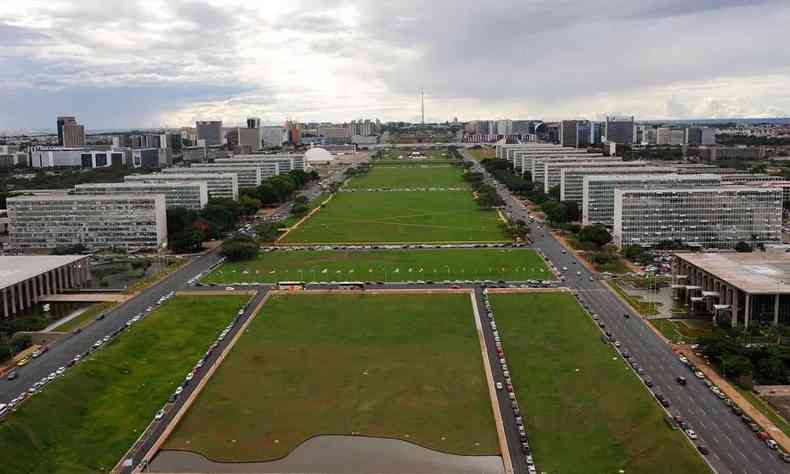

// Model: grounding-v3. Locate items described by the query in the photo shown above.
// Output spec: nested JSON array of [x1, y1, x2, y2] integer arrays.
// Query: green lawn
[[203, 248, 549, 283], [282, 191, 507, 243], [490, 293, 710, 474], [0, 295, 248, 473], [344, 165, 468, 189], [165, 293, 498, 461], [374, 149, 455, 162]]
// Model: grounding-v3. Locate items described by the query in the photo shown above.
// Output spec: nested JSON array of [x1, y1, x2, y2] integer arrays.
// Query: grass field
[[51, 302, 115, 333], [164, 293, 498, 461], [203, 248, 549, 284], [490, 293, 710, 474], [344, 165, 468, 189], [0, 295, 248, 473], [282, 191, 507, 243], [467, 148, 495, 161], [374, 149, 455, 161]]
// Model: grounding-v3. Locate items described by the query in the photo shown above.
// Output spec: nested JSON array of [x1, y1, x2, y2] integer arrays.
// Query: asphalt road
[[461, 149, 788, 474], [0, 249, 225, 403], [474, 287, 530, 473]]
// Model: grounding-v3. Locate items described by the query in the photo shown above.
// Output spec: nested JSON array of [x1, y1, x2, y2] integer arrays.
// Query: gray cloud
[[0, 0, 788, 130]]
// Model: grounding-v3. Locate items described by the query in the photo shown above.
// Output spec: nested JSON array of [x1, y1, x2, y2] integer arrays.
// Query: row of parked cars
[[678, 354, 790, 463], [187, 257, 227, 287], [0, 290, 179, 421], [481, 291, 536, 474], [573, 292, 718, 457], [151, 303, 248, 425]]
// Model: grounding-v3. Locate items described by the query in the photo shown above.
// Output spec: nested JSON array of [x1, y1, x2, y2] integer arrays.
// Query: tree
[[734, 241, 753, 253], [220, 235, 259, 261], [541, 200, 568, 224], [254, 223, 280, 241], [578, 225, 612, 247], [621, 244, 647, 262], [169, 229, 205, 253], [239, 195, 262, 216], [548, 185, 561, 200], [562, 200, 580, 222]]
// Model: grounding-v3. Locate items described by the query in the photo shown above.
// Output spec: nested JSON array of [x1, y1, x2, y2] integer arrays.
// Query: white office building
[[532, 157, 620, 190], [561, 166, 678, 202], [29, 147, 127, 168], [7, 195, 167, 251], [583, 174, 722, 226], [515, 150, 602, 173], [543, 159, 632, 191], [73, 182, 208, 210], [162, 165, 262, 189], [261, 126, 287, 147], [214, 155, 305, 177], [126, 173, 239, 200], [613, 186, 782, 249], [720, 174, 783, 184]]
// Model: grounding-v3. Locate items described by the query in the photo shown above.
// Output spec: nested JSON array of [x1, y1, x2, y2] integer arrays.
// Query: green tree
[[239, 195, 262, 216], [562, 200, 581, 222], [221, 235, 259, 261], [541, 200, 568, 224], [169, 230, 205, 253], [578, 225, 612, 247]]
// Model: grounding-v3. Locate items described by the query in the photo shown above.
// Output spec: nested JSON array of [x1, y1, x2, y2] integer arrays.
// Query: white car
[[155, 409, 166, 420], [185, 372, 194, 382], [496, 382, 503, 390], [175, 386, 184, 396], [694, 371, 705, 379], [685, 429, 698, 440]]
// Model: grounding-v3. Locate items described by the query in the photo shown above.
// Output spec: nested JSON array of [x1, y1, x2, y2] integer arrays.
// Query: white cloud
[[0, 0, 788, 130]]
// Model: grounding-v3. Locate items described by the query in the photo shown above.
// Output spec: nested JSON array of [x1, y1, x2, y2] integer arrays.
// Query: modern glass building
[[7, 194, 167, 251], [582, 174, 721, 225], [73, 182, 209, 210], [613, 186, 782, 248], [125, 173, 238, 200]]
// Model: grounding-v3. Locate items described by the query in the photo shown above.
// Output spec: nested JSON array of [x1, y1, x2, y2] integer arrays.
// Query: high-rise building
[[57, 116, 76, 146], [196, 121, 224, 146], [261, 126, 287, 147], [7, 194, 168, 251], [495, 119, 513, 136], [604, 116, 634, 144], [236, 128, 262, 153], [164, 165, 262, 189], [560, 120, 580, 148], [613, 186, 782, 248], [582, 174, 722, 225], [561, 165, 678, 203], [73, 182, 208, 210], [686, 126, 716, 146]]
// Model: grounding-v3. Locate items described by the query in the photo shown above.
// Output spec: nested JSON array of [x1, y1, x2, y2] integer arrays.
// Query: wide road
[[0, 249, 225, 403], [461, 149, 787, 473]]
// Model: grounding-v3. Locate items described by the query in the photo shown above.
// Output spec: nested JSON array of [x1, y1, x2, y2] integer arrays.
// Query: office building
[[720, 174, 783, 184], [215, 155, 305, 176], [543, 159, 636, 191], [673, 251, 790, 327], [657, 127, 686, 146], [57, 116, 76, 146], [495, 143, 560, 160], [73, 182, 208, 210], [561, 166, 678, 202], [246, 117, 261, 129], [196, 121, 223, 146], [513, 149, 599, 172], [56, 116, 86, 147], [560, 120, 581, 148], [613, 186, 782, 249], [29, 147, 126, 168], [583, 174, 721, 225], [531, 155, 615, 189], [604, 116, 634, 144], [130, 148, 168, 168], [686, 127, 716, 146], [7, 195, 167, 252], [126, 173, 238, 200], [261, 126, 287, 147], [697, 146, 766, 161], [165, 165, 261, 189], [236, 128, 262, 153], [0, 256, 91, 318]]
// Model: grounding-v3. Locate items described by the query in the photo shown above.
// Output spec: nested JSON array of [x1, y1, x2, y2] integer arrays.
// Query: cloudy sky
[[1, 0, 789, 131]]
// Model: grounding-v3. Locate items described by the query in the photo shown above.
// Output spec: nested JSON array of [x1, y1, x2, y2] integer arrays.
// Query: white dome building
[[304, 147, 334, 168]]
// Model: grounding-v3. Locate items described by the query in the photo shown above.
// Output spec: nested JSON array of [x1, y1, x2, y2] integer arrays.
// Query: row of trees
[[462, 170, 504, 208], [167, 169, 319, 252], [700, 328, 790, 388]]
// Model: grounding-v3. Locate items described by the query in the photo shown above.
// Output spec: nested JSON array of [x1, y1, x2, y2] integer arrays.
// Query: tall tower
[[420, 88, 425, 125]]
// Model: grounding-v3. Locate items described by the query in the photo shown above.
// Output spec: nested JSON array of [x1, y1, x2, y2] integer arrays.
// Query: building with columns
[[672, 252, 790, 328], [1, 256, 90, 318]]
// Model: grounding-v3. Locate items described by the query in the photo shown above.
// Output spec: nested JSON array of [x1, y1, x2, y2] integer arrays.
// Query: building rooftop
[[0, 255, 87, 290], [676, 252, 790, 295], [586, 173, 721, 182], [7, 194, 166, 202]]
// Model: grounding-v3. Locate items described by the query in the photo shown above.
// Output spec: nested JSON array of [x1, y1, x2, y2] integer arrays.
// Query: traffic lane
[[122, 288, 268, 474], [1, 251, 223, 402], [474, 289, 527, 474], [579, 287, 782, 474]]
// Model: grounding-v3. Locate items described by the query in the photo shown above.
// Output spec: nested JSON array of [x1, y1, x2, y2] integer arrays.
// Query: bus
[[277, 281, 305, 291]]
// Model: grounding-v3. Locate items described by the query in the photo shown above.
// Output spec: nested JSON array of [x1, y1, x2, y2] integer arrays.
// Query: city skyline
[[1, 0, 790, 131]]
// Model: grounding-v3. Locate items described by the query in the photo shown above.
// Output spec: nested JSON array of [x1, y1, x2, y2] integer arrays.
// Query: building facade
[[604, 116, 634, 144], [73, 182, 208, 210], [613, 186, 782, 248], [515, 150, 602, 174], [29, 147, 126, 168], [1, 256, 91, 318], [543, 159, 629, 191], [196, 121, 223, 146], [583, 174, 722, 225], [560, 165, 678, 202], [531, 156, 617, 189], [126, 173, 239, 200], [7, 195, 167, 252], [166, 165, 262, 189]]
